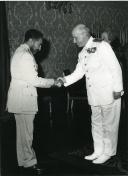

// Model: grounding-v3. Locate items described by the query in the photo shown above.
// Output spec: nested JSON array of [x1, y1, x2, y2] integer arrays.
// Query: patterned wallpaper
[[5, 1, 128, 78]]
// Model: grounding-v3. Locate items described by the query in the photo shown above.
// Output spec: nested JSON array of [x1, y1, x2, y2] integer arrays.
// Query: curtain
[[0, 2, 10, 116]]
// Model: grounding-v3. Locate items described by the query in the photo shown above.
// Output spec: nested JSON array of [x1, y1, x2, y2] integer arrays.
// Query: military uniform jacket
[[7, 44, 54, 113], [64, 37, 123, 106]]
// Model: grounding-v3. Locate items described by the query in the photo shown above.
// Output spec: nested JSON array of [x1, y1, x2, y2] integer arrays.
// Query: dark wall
[[6, 1, 128, 78]]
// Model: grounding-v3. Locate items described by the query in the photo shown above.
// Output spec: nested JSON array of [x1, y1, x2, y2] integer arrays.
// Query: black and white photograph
[[0, 1, 128, 176]]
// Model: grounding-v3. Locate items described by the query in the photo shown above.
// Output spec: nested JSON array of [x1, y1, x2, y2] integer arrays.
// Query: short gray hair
[[72, 24, 90, 36]]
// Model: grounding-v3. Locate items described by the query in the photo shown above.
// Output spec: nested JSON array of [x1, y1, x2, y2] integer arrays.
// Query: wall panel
[[6, 1, 128, 77]]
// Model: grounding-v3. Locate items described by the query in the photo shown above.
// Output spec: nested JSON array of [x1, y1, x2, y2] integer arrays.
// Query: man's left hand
[[113, 91, 122, 99]]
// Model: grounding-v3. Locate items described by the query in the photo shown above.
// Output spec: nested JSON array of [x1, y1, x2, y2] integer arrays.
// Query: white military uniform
[[64, 37, 123, 157], [6, 44, 54, 167]]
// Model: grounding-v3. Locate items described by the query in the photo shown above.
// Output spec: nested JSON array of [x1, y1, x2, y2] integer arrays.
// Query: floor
[[1, 93, 128, 176]]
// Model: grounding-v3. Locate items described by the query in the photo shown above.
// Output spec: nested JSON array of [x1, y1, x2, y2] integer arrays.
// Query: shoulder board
[[93, 38, 103, 42]]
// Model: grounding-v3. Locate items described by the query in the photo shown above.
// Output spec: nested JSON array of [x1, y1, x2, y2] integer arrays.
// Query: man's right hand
[[52, 77, 66, 88], [54, 79, 62, 87], [54, 77, 66, 87], [57, 77, 66, 84]]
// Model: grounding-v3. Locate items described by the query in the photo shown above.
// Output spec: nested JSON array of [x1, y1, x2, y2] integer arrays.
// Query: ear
[[29, 38, 33, 44], [28, 38, 34, 47]]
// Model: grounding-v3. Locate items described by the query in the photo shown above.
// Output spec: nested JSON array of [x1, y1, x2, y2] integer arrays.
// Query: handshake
[[54, 77, 66, 87]]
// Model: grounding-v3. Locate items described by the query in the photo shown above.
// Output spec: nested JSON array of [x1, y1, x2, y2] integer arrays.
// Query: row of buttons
[[86, 74, 91, 87], [84, 58, 91, 87], [86, 76, 91, 87]]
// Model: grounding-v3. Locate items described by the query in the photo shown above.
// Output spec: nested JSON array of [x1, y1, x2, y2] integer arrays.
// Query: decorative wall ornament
[[45, 1, 73, 14], [6, 1, 128, 78]]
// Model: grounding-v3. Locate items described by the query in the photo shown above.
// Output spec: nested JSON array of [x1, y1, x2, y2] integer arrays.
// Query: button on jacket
[[7, 44, 54, 113], [64, 37, 123, 106]]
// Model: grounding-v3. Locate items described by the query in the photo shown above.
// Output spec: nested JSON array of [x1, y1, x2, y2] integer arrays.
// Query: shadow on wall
[[35, 38, 51, 77]]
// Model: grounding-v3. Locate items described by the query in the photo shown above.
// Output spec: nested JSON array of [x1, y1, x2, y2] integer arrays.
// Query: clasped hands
[[54, 77, 66, 87]]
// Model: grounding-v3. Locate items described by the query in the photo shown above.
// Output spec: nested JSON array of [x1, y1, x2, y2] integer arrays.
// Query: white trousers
[[14, 114, 37, 167], [91, 98, 121, 156]]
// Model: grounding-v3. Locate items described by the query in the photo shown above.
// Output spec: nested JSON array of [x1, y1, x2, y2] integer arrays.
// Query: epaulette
[[93, 38, 103, 42]]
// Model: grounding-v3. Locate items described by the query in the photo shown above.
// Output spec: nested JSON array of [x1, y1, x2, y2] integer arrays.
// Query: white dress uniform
[[6, 44, 54, 167], [64, 37, 123, 159]]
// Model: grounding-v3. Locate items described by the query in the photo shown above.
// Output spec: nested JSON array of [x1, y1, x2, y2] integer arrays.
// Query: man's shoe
[[23, 165, 46, 175], [84, 153, 100, 160], [93, 154, 111, 164]]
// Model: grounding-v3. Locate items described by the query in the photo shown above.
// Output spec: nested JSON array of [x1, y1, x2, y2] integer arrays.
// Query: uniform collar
[[83, 36, 94, 50], [20, 43, 30, 50], [21, 43, 33, 56]]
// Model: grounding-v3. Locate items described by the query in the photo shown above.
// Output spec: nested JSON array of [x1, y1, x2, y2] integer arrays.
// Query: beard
[[30, 48, 38, 55]]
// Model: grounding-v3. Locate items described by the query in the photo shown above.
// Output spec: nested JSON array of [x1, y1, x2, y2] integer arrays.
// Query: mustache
[[30, 48, 39, 54]]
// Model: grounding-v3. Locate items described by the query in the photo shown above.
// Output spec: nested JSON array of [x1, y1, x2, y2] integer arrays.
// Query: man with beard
[[6, 29, 59, 174]]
